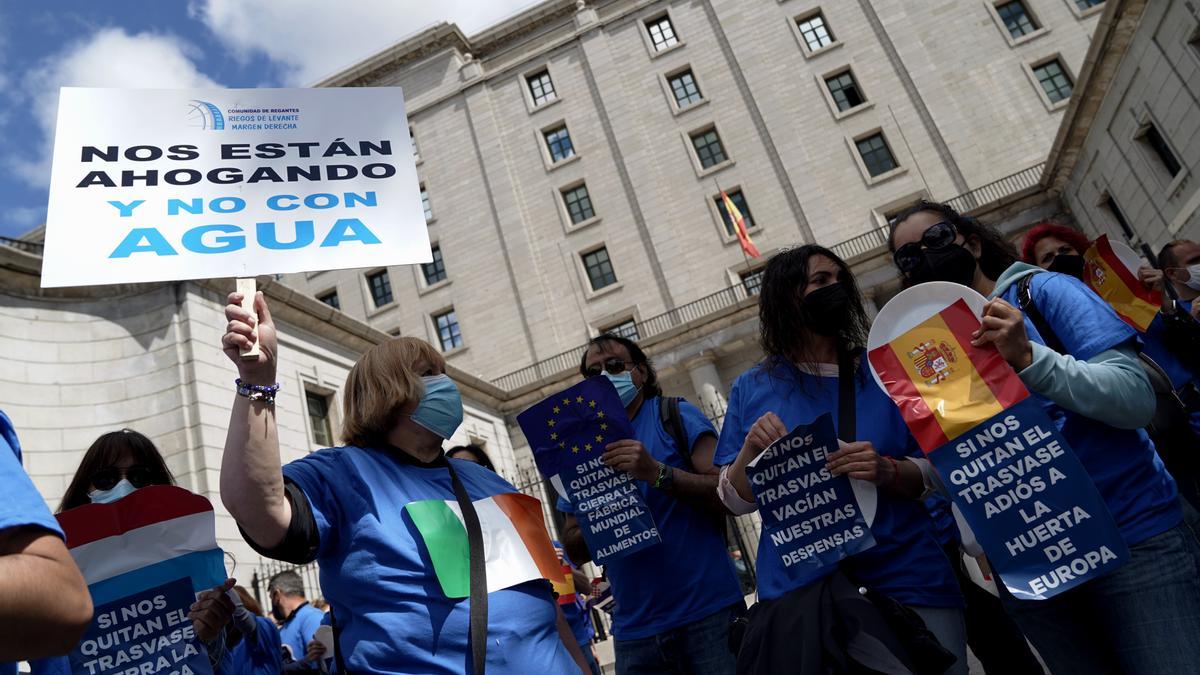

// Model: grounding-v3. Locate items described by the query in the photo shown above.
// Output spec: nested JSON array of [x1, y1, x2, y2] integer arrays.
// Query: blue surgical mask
[[89, 478, 136, 504], [604, 371, 640, 406], [410, 374, 464, 440]]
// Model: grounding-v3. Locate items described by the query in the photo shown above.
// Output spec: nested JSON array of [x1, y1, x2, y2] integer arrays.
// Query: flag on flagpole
[[721, 190, 760, 258], [1083, 234, 1161, 331]]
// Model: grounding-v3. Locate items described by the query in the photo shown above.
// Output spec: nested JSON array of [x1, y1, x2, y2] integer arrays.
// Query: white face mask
[[89, 478, 137, 504], [1184, 265, 1200, 292]]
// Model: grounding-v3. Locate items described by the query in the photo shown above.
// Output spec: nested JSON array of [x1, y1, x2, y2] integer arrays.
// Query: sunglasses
[[584, 357, 634, 379], [892, 221, 958, 276], [91, 465, 158, 491]]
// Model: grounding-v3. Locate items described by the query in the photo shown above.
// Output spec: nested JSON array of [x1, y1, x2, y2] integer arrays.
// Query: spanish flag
[[867, 299, 1029, 453], [721, 190, 760, 258], [1083, 234, 1161, 332]]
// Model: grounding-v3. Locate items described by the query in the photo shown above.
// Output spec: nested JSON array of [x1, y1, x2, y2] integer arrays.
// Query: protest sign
[[1083, 234, 1161, 332], [57, 485, 227, 674], [746, 413, 875, 571], [42, 86, 429, 287], [867, 286, 1128, 600], [517, 378, 661, 564]]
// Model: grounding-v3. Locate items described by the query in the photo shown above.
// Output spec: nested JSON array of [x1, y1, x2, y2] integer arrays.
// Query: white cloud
[[189, 0, 539, 86], [12, 28, 218, 187]]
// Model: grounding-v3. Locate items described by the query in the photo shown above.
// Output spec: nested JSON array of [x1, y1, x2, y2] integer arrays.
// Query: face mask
[[410, 374, 464, 440], [89, 478, 136, 504], [905, 244, 978, 287], [604, 370, 640, 407], [1185, 265, 1200, 292], [1048, 254, 1085, 280], [800, 283, 851, 336]]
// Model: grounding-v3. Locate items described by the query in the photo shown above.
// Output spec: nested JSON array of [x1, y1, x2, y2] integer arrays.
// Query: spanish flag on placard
[[867, 299, 1029, 453], [721, 190, 760, 258], [1083, 234, 1161, 332]]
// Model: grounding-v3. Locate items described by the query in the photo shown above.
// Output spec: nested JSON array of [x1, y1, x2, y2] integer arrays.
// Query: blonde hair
[[341, 337, 445, 447]]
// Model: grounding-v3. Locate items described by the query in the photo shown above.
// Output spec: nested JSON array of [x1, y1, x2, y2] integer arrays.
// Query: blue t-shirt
[[1143, 299, 1200, 434], [556, 396, 743, 640], [229, 615, 283, 675], [278, 603, 323, 664], [284, 446, 576, 674], [1001, 272, 1181, 544], [555, 542, 594, 648], [714, 363, 962, 607]]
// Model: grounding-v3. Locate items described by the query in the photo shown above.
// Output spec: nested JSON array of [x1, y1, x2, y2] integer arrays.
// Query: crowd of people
[[2, 199, 1200, 674]]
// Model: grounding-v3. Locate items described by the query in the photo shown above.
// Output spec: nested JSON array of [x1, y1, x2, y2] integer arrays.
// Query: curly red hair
[[1020, 222, 1092, 265]]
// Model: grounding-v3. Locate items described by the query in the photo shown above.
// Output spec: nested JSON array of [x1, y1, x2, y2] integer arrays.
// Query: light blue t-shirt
[[556, 396, 743, 640], [278, 603, 323, 664], [1000, 271, 1181, 544], [229, 615, 283, 675], [284, 446, 576, 674], [714, 362, 962, 607]]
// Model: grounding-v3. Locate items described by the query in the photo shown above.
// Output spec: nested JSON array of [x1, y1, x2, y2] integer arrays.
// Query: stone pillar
[[685, 353, 727, 425]]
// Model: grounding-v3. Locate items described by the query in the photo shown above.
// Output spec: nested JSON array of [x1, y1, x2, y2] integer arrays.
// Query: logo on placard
[[186, 100, 225, 130], [908, 340, 957, 385]]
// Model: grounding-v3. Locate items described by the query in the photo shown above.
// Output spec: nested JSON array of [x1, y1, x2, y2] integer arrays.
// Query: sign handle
[[236, 277, 261, 360]]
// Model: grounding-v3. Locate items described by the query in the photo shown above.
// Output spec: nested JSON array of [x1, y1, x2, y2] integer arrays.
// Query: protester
[[555, 541, 601, 675], [312, 597, 330, 613], [220, 291, 588, 674], [891, 201, 1200, 674], [716, 245, 967, 674], [447, 444, 496, 471], [0, 410, 91, 671], [228, 586, 283, 675], [268, 570, 323, 670], [559, 333, 744, 675], [1141, 240, 1200, 428]]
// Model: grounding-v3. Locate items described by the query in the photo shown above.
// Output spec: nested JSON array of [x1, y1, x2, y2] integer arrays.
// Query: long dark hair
[[888, 200, 1017, 282], [59, 429, 175, 512], [447, 444, 495, 471], [577, 334, 663, 400], [758, 245, 870, 369]]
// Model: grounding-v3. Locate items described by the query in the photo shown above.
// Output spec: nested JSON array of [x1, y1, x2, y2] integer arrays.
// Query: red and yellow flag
[[1082, 235, 1161, 332], [868, 299, 1029, 453], [721, 190, 760, 258]]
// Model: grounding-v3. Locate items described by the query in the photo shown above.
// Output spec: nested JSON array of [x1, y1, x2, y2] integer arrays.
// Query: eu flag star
[[562, 398, 571, 405], [600, 422, 608, 431], [584, 443, 592, 451], [547, 419, 556, 427], [553, 406, 561, 414], [589, 400, 597, 408], [595, 434, 604, 443], [576, 395, 584, 403], [597, 411, 606, 419], [550, 432, 558, 440], [559, 442, 566, 449], [572, 445, 580, 453]]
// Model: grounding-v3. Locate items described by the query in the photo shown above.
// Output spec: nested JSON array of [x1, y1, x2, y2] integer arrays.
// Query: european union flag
[[517, 377, 634, 481]]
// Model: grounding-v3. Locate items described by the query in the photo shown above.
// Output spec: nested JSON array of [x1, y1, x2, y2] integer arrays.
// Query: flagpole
[[715, 178, 752, 296]]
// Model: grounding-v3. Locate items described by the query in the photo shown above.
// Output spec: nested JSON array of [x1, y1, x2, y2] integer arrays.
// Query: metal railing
[[829, 226, 890, 261], [0, 236, 43, 255], [250, 559, 324, 611], [945, 161, 1045, 214]]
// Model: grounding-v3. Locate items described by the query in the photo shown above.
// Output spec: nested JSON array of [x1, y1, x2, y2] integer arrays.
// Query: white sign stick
[[236, 277, 260, 359]]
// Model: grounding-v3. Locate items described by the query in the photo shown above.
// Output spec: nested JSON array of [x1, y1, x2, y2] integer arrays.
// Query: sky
[[0, 0, 537, 238]]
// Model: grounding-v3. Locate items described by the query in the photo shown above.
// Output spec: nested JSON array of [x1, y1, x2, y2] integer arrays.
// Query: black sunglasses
[[91, 465, 158, 491], [893, 221, 958, 276], [584, 357, 634, 379]]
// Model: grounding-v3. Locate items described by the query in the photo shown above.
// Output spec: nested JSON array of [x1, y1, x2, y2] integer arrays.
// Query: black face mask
[[1048, 254, 1085, 280], [905, 244, 978, 287], [800, 282, 851, 336]]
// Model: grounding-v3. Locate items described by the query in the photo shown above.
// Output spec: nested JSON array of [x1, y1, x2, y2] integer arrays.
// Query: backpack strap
[[659, 396, 695, 471], [1016, 274, 1067, 355]]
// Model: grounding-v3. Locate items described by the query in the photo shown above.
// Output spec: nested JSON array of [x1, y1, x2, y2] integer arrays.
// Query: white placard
[[42, 86, 430, 287]]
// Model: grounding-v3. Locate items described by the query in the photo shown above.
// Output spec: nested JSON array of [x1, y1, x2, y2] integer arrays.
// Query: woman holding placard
[[889, 201, 1200, 675], [716, 245, 967, 674]]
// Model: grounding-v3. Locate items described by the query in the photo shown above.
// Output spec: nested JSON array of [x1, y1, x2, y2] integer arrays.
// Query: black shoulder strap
[[1016, 274, 1067, 355], [837, 348, 857, 442], [659, 397, 694, 471], [329, 607, 346, 674], [446, 461, 488, 674]]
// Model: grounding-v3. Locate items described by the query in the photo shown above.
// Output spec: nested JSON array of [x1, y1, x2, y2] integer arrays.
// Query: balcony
[[0, 237, 44, 256]]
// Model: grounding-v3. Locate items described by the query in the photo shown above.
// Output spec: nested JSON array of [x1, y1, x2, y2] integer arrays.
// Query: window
[[646, 15, 679, 52], [1136, 123, 1183, 179], [527, 69, 556, 106], [825, 70, 865, 112], [317, 290, 340, 309], [562, 184, 596, 224], [996, 1, 1038, 39], [306, 391, 333, 447], [856, 133, 899, 177], [434, 309, 463, 351], [582, 247, 618, 291], [1074, 0, 1104, 10], [740, 268, 765, 296], [544, 125, 575, 163], [421, 185, 433, 222], [602, 319, 640, 340], [715, 190, 755, 236], [668, 70, 703, 108], [1033, 59, 1073, 103], [690, 128, 728, 169], [797, 12, 835, 52], [422, 245, 447, 285], [1102, 194, 1136, 240], [366, 269, 393, 307], [409, 125, 420, 162]]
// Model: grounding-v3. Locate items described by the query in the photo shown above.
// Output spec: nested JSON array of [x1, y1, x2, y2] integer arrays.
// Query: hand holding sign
[[601, 439, 659, 483], [222, 290, 278, 385], [826, 441, 895, 486], [971, 298, 1034, 371], [188, 578, 236, 642]]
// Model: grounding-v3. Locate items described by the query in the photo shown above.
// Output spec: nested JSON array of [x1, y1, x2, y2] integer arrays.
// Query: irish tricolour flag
[[405, 492, 571, 600], [57, 485, 227, 606]]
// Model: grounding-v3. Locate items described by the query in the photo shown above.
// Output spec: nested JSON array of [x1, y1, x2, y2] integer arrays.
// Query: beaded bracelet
[[235, 378, 280, 406]]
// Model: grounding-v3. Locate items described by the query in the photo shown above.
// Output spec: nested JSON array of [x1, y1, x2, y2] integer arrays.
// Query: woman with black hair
[[716, 245, 966, 674], [889, 201, 1200, 675], [446, 444, 496, 472]]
